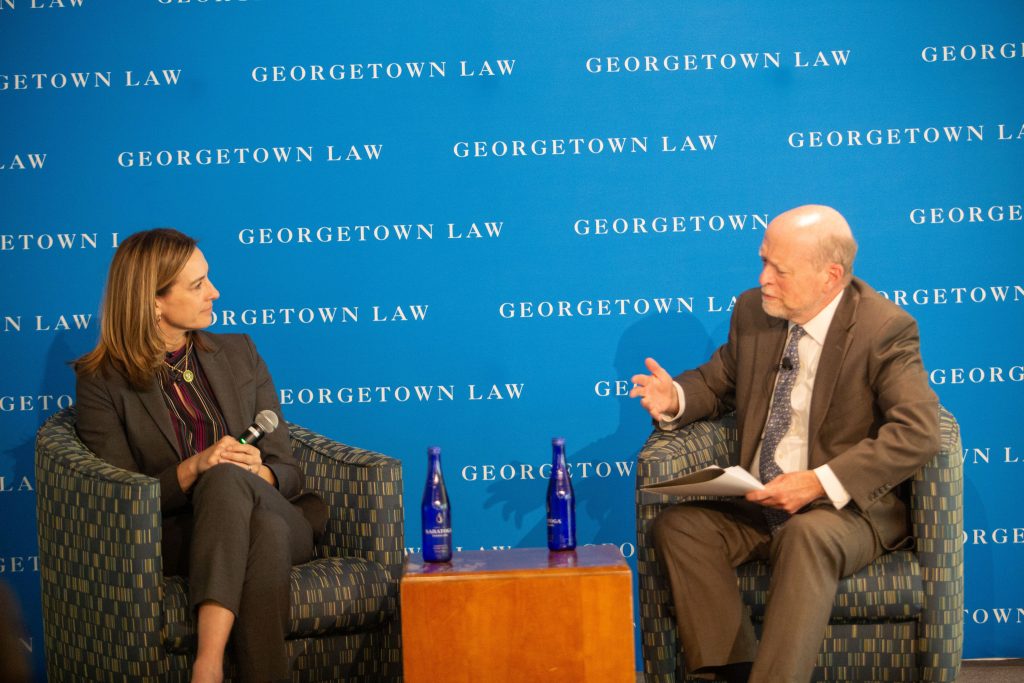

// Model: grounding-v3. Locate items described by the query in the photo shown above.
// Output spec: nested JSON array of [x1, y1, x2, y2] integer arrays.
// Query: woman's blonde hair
[[75, 228, 198, 388]]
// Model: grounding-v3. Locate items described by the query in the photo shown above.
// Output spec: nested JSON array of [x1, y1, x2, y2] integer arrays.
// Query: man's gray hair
[[817, 231, 858, 283]]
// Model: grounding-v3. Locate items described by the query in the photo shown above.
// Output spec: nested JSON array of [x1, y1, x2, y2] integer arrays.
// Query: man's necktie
[[759, 325, 806, 533]]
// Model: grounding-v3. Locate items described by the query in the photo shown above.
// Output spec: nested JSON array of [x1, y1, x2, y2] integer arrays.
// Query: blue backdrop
[[2, 2, 1022, 677]]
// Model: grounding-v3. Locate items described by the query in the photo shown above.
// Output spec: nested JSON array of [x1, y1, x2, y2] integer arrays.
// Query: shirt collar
[[792, 289, 844, 345]]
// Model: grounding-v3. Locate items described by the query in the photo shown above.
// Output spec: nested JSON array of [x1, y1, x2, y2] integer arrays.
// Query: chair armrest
[[287, 423, 405, 581], [35, 407, 168, 680], [635, 416, 738, 683], [636, 416, 738, 492], [911, 405, 964, 681]]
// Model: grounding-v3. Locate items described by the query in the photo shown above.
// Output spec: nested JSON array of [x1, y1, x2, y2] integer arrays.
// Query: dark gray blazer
[[672, 277, 940, 548]]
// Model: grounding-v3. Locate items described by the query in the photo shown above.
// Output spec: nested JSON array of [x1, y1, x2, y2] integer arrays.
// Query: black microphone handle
[[237, 424, 266, 446]]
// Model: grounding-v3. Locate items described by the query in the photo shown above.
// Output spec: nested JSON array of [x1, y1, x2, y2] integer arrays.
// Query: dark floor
[[957, 659, 1024, 682], [635, 659, 1024, 682]]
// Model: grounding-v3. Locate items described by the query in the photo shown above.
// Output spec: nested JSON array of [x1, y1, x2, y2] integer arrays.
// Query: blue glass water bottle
[[546, 437, 576, 551], [421, 446, 453, 562]]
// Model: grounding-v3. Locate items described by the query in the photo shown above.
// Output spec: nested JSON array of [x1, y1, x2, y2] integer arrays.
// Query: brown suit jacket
[[672, 277, 940, 548], [75, 332, 322, 572]]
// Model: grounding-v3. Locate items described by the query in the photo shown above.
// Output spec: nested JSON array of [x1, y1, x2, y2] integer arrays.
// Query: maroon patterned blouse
[[159, 341, 229, 459]]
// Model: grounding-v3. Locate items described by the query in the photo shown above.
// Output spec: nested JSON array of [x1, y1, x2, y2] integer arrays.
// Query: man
[[630, 205, 939, 682]]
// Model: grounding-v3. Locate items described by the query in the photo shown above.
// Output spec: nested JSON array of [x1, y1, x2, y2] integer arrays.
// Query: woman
[[75, 228, 320, 683]]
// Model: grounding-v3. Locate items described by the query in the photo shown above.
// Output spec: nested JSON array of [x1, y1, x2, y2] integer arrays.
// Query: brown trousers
[[653, 500, 883, 683], [167, 464, 314, 683]]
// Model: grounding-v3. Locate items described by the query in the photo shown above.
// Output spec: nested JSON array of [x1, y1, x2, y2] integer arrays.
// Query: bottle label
[[547, 504, 576, 550]]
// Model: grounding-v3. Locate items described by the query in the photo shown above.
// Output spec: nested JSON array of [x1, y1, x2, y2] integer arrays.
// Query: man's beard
[[761, 295, 789, 320]]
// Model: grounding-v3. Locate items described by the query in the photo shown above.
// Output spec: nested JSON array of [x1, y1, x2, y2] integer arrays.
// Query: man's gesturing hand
[[630, 357, 680, 421]]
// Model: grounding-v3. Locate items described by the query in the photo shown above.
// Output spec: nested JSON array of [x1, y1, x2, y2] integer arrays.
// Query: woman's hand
[[195, 436, 262, 475], [177, 436, 264, 492]]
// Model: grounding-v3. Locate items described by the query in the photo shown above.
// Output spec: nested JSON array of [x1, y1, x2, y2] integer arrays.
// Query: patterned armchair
[[35, 406, 404, 682], [635, 406, 963, 682]]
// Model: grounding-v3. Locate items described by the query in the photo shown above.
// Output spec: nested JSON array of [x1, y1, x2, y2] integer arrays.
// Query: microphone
[[780, 357, 794, 371], [237, 409, 279, 446]]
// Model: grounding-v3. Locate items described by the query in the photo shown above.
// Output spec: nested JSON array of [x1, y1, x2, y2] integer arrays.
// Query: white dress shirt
[[662, 291, 851, 508]]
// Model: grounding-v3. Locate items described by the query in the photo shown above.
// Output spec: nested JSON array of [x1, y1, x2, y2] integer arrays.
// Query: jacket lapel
[[808, 282, 859, 460], [137, 376, 181, 456], [194, 332, 247, 436]]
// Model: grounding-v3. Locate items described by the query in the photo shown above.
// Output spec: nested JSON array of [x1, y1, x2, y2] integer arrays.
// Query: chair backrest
[[282, 422, 405, 581], [35, 406, 170, 681], [913, 405, 964, 682]]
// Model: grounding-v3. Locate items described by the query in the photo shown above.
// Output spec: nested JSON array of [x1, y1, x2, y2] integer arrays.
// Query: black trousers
[[173, 464, 314, 683]]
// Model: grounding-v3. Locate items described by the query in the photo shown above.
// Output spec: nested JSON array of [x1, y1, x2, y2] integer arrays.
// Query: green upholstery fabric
[[635, 406, 963, 682], [36, 407, 404, 682]]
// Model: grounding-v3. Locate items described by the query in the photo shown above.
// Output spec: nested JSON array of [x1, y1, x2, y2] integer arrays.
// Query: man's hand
[[630, 357, 680, 421], [745, 471, 825, 514]]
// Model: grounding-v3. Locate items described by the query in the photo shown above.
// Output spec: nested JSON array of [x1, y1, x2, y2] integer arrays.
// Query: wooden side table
[[401, 544, 634, 683]]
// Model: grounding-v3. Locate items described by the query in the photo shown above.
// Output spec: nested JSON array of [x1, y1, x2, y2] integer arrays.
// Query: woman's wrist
[[177, 454, 200, 492]]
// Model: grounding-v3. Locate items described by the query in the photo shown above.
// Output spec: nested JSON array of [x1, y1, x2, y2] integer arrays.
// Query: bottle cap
[[551, 437, 565, 447], [427, 446, 441, 456]]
